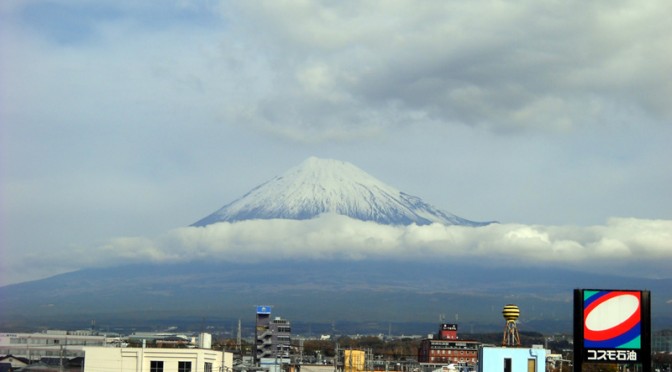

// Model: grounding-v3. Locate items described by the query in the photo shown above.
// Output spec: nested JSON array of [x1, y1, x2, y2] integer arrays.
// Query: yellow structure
[[344, 349, 366, 372], [501, 304, 521, 346]]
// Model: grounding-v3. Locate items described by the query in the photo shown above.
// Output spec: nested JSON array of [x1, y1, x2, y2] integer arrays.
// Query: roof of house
[[0, 355, 30, 364]]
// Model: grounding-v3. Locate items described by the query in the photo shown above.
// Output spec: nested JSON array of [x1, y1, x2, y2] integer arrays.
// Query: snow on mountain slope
[[192, 157, 494, 227]]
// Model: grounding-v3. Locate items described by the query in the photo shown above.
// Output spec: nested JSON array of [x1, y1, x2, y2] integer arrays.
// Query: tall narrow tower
[[501, 304, 521, 346]]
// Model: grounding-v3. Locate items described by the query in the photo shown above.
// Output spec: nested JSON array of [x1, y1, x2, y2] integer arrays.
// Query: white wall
[[198, 333, 212, 349], [300, 365, 337, 372], [478, 347, 546, 372], [83, 347, 233, 372]]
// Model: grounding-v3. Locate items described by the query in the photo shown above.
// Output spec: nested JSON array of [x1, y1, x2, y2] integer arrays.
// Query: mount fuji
[[2, 157, 672, 333], [193, 157, 494, 227]]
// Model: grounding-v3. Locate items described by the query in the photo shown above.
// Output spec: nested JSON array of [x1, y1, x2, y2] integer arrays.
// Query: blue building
[[478, 346, 546, 372]]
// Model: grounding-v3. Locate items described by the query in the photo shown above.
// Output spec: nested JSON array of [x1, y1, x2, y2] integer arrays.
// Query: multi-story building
[[0, 331, 107, 361], [270, 317, 291, 357], [418, 324, 480, 370], [255, 306, 291, 366], [653, 329, 672, 352], [255, 305, 272, 364]]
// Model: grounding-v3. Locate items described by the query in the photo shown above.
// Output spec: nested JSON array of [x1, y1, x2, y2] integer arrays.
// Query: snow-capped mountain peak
[[192, 157, 493, 227]]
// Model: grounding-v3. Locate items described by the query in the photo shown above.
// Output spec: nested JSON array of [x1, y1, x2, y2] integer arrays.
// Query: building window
[[504, 358, 512, 372], [150, 361, 164, 372], [527, 358, 536, 372], [179, 361, 192, 372], [204, 362, 213, 372]]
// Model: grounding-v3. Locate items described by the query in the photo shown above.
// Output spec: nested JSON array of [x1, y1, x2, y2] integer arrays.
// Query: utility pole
[[59, 344, 64, 372]]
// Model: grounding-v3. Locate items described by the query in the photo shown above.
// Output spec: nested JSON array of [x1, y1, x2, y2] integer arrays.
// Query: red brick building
[[418, 324, 480, 369]]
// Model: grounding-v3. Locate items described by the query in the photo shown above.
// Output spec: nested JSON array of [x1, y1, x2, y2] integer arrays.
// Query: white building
[[478, 346, 546, 372], [82, 346, 233, 372], [259, 357, 291, 372], [0, 331, 107, 361]]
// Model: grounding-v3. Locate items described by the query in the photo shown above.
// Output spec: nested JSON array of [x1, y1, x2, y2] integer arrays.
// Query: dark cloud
[[228, 1, 672, 137]]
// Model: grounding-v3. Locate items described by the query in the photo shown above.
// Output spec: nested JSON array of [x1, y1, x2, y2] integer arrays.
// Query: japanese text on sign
[[586, 349, 638, 362]]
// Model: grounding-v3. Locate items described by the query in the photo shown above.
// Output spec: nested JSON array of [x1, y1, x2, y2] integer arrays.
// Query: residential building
[[0, 355, 29, 370], [269, 317, 292, 358]]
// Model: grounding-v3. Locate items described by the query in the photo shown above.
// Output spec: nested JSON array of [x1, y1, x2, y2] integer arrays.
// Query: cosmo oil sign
[[573, 289, 651, 370]]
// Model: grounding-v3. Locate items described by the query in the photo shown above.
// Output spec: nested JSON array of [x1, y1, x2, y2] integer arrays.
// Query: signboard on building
[[573, 289, 651, 371], [441, 324, 458, 331], [256, 306, 272, 314]]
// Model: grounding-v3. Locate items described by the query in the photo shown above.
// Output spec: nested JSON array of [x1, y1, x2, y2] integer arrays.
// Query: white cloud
[[1, 0, 671, 286], [44, 216, 670, 279]]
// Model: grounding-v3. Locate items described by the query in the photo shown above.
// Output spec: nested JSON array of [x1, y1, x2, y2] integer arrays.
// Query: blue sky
[[1, 0, 671, 286]]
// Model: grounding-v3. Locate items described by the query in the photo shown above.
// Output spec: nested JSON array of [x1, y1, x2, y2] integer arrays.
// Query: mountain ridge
[[1, 261, 670, 333], [8, 158, 670, 334]]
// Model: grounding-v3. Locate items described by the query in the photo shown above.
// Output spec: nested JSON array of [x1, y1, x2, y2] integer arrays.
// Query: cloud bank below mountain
[[46, 216, 669, 280]]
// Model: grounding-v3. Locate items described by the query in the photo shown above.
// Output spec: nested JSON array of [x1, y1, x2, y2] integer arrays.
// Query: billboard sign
[[256, 305, 272, 315], [441, 324, 458, 331], [574, 289, 651, 369]]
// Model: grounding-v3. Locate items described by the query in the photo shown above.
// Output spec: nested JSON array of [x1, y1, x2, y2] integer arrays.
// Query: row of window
[[427, 344, 477, 350], [149, 361, 212, 372], [429, 357, 477, 363], [0, 349, 80, 357], [8, 338, 104, 346], [431, 350, 476, 356]]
